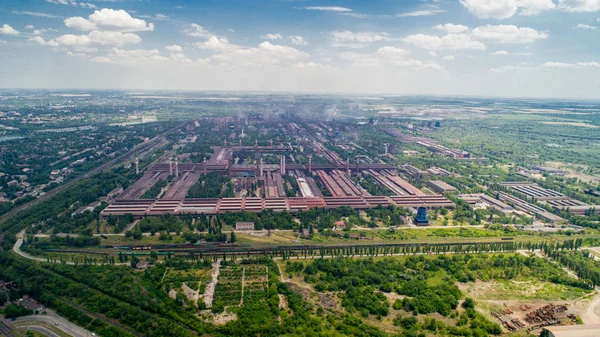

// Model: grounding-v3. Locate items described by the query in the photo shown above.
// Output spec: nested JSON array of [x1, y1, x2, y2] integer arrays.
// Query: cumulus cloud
[[0, 24, 20, 35], [340, 47, 442, 70], [185, 24, 212, 38], [403, 33, 486, 50], [541, 61, 600, 68], [52, 30, 142, 46], [490, 61, 600, 72], [330, 30, 393, 48], [558, 0, 600, 12], [442, 55, 455, 60], [460, 0, 554, 19], [195, 36, 240, 52], [262, 33, 282, 40], [212, 41, 309, 66], [90, 56, 114, 63], [302, 6, 352, 12], [29, 36, 47, 45], [433, 24, 470, 34], [289, 36, 307, 45], [471, 25, 548, 43], [165, 45, 183, 52], [65, 9, 154, 32], [493, 50, 510, 55], [574, 23, 598, 29]]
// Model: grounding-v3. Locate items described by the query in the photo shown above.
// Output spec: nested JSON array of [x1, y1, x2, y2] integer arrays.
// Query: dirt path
[[582, 289, 600, 324], [203, 258, 222, 308], [123, 219, 139, 233], [240, 267, 246, 306], [160, 267, 169, 283]]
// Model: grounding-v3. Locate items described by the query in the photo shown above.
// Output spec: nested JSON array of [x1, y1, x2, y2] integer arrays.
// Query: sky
[[0, 0, 600, 99]]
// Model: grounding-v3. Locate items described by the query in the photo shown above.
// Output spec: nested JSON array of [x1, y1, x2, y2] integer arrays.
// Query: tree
[[230, 231, 236, 243]]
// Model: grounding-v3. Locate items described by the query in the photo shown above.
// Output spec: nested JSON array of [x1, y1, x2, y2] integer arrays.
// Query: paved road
[[13, 230, 61, 263], [16, 325, 60, 337], [14, 309, 95, 337]]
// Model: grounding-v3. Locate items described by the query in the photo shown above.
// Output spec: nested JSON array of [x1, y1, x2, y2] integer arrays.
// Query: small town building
[[235, 222, 255, 231]]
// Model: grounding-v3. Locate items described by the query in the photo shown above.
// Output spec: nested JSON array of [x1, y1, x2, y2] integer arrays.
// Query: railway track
[[0, 318, 17, 337]]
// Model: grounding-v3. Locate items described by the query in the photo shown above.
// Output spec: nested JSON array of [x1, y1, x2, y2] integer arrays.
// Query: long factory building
[[100, 194, 454, 217]]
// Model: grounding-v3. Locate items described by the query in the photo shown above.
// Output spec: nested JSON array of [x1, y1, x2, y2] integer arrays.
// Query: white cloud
[[541, 61, 600, 68], [518, 0, 556, 15], [398, 9, 445, 17], [331, 30, 392, 46], [558, 0, 600, 12], [493, 50, 509, 55], [196, 36, 240, 52], [0, 24, 20, 36], [52, 30, 142, 46], [33, 30, 42, 35], [29, 36, 47, 45], [433, 23, 470, 34], [289, 36, 307, 45], [108, 48, 168, 63], [442, 55, 455, 60], [340, 47, 442, 71], [165, 44, 183, 52], [185, 24, 212, 38], [574, 23, 598, 29], [490, 61, 600, 72], [403, 33, 486, 50], [460, 0, 554, 19], [302, 6, 352, 12], [13, 11, 60, 19], [489, 65, 531, 72], [90, 56, 114, 63], [471, 25, 548, 43], [25, 25, 34, 29], [262, 33, 282, 40], [212, 41, 309, 66], [46, 0, 96, 9], [429, 51, 437, 57], [65, 9, 154, 32], [377, 46, 410, 57], [292, 62, 332, 70]]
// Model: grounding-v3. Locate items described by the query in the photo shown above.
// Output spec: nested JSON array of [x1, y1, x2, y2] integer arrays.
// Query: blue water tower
[[414, 207, 429, 226]]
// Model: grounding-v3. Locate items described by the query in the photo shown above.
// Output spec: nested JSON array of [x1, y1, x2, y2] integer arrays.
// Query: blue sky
[[1, 0, 599, 98]]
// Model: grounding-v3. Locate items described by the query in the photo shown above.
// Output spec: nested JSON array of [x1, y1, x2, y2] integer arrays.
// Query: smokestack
[[224, 139, 227, 147], [308, 156, 312, 174], [175, 158, 179, 178], [346, 158, 350, 177], [203, 157, 207, 175], [260, 158, 264, 178], [280, 156, 285, 175], [169, 157, 173, 176], [135, 157, 139, 175]]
